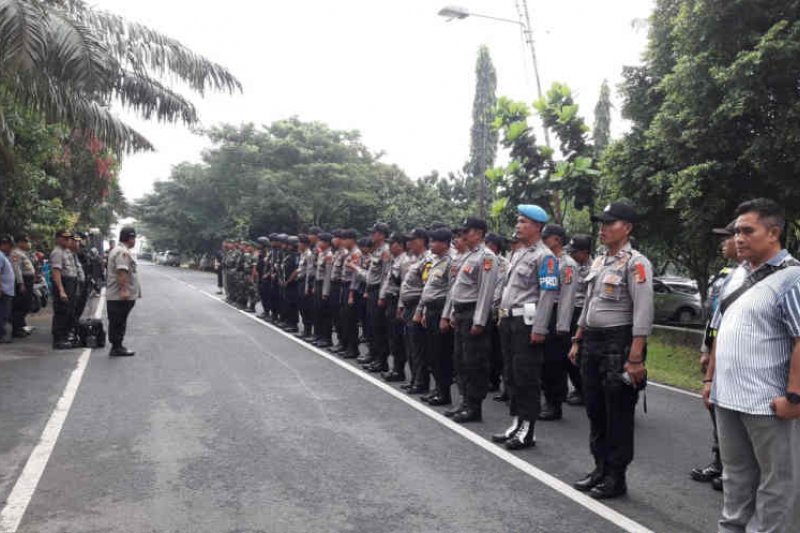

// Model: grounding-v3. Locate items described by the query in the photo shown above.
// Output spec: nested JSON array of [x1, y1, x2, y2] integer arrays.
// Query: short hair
[[735, 198, 785, 235]]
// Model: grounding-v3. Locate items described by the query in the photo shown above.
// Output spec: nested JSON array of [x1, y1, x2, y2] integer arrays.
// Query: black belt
[[453, 301, 476, 313], [402, 297, 420, 308], [424, 299, 446, 312], [367, 284, 381, 293]]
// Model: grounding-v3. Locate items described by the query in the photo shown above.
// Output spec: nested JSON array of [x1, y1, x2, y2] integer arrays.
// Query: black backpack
[[78, 318, 106, 348]]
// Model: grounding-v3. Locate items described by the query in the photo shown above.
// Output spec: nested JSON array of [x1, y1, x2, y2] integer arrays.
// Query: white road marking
[[167, 271, 655, 533], [0, 291, 106, 533], [649, 381, 702, 399]]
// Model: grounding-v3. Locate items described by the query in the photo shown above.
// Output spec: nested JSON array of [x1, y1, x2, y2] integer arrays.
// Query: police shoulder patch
[[633, 262, 647, 284], [563, 266, 573, 285], [483, 257, 494, 271], [539, 255, 560, 291]]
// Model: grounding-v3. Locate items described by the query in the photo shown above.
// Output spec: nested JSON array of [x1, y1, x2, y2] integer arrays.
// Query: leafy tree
[[0, 0, 241, 155], [467, 45, 498, 218], [134, 119, 467, 253], [603, 0, 800, 298], [489, 82, 599, 229]]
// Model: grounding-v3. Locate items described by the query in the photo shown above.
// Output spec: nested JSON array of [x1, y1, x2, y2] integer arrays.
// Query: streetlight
[[437, 4, 550, 147]]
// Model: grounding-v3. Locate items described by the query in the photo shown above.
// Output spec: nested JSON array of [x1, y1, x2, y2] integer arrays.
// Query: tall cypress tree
[[593, 80, 612, 158], [468, 45, 498, 218]]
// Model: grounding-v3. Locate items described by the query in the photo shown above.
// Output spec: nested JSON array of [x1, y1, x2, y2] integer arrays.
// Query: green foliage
[[490, 83, 600, 229], [593, 80, 612, 157], [0, 96, 126, 244], [135, 119, 468, 253], [603, 0, 800, 297], [0, 0, 241, 154], [467, 45, 499, 218]]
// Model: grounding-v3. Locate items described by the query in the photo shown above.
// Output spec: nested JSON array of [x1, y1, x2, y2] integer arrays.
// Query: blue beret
[[517, 204, 549, 224]]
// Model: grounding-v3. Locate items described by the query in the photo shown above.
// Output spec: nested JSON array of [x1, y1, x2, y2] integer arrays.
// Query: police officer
[[569, 201, 654, 499], [485, 233, 509, 393], [341, 229, 363, 358], [566, 234, 594, 406], [296, 234, 313, 337], [361, 223, 391, 371], [443, 218, 499, 424], [491, 206, 557, 449], [313, 232, 334, 347], [379, 233, 410, 381], [354, 237, 373, 360], [280, 236, 301, 332], [69, 233, 88, 330], [106, 227, 141, 357], [305, 227, 322, 336], [50, 230, 79, 349], [10, 234, 35, 337], [329, 230, 349, 352], [417, 227, 454, 405], [397, 229, 430, 393], [690, 220, 737, 492], [255, 237, 269, 316], [539, 224, 579, 421]]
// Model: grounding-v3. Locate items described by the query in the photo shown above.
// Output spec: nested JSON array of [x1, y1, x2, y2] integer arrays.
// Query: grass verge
[[647, 339, 704, 393]]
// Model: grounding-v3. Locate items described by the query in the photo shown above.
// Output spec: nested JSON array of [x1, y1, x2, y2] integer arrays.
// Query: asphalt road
[[3, 264, 799, 533]]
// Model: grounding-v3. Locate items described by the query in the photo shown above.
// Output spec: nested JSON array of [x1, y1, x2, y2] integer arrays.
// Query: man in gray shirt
[[540, 224, 579, 422], [106, 227, 141, 357], [569, 202, 654, 500], [417, 227, 454, 406], [363, 223, 392, 372], [50, 229, 79, 349], [379, 233, 410, 381], [703, 199, 800, 533], [566, 234, 594, 406], [445, 218, 498, 424], [491, 205, 557, 449], [398, 229, 430, 393]]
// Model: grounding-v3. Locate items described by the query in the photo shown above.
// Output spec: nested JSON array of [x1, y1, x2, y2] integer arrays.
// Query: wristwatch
[[786, 392, 800, 405]]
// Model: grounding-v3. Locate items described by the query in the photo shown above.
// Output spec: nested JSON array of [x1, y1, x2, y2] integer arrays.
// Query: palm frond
[[117, 72, 198, 124], [0, 0, 48, 71]]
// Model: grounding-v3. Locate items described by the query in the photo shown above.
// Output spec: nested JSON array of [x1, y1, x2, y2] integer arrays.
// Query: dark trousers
[[567, 307, 583, 394], [542, 305, 569, 406], [424, 302, 453, 399], [330, 282, 342, 341], [283, 283, 299, 327], [314, 281, 332, 342], [74, 280, 88, 326], [12, 275, 34, 332], [499, 315, 544, 421], [580, 326, 640, 475], [52, 277, 77, 343], [366, 286, 388, 364], [386, 295, 405, 373], [259, 279, 270, 314], [709, 405, 721, 465], [488, 314, 502, 389], [216, 268, 223, 288], [453, 304, 491, 407], [341, 291, 360, 356], [0, 294, 11, 339], [107, 299, 136, 348], [402, 301, 426, 388]]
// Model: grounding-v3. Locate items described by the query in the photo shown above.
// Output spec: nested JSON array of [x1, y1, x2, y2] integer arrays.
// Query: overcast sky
[[95, 0, 654, 200]]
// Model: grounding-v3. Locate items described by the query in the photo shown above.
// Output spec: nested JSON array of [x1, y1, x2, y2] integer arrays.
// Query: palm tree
[[0, 0, 241, 156]]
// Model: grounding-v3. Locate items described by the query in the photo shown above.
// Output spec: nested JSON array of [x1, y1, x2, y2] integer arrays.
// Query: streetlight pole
[[438, 4, 551, 148]]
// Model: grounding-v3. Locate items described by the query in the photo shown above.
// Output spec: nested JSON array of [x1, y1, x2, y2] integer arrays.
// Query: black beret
[[318, 232, 333, 243], [370, 222, 390, 236], [542, 224, 567, 242]]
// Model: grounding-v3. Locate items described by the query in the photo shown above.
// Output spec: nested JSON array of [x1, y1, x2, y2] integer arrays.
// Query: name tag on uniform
[[463, 265, 473, 274]]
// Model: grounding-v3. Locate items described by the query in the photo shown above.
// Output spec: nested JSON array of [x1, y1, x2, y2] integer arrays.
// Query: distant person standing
[[106, 227, 141, 357], [0, 235, 16, 344], [11, 234, 36, 338], [50, 230, 78, 349]]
